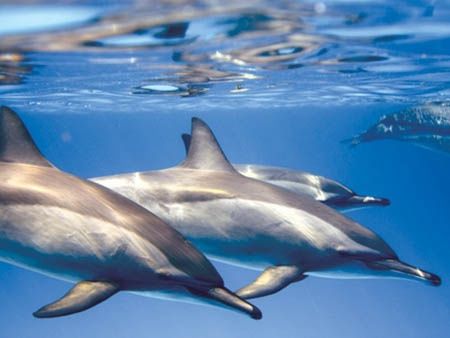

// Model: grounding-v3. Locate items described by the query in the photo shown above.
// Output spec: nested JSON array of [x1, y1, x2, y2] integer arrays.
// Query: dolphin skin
[[0, 106, 261, 319], [93, 117, 441, 300], [346, 102, 450, 155], [182, 134, 389, 211]]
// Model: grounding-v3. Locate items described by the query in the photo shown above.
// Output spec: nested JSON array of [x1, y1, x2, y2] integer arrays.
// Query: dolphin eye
[[156, 269, 171, 280], [365, 261, 388, 271]]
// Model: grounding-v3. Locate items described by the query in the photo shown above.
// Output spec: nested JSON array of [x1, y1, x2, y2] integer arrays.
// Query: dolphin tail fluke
[[368, 259, 441, 286], [33, 281, 119, 318]]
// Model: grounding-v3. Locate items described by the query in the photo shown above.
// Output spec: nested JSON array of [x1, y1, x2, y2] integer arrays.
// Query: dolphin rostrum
[[0, 106, 261, 319], [93, 117, 440, 300], [345, 102, 450, 155], [181, 133, 389, 211]]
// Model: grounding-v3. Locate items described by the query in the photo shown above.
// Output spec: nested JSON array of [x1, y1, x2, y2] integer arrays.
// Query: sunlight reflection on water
[[0, 0, 448, 112]]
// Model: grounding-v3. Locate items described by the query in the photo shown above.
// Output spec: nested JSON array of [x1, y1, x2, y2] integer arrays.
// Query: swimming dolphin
[[345, 102, 450, 155], [0, 106, 261, 319], [181, 134, 389, 211], [93, 117, 440, 300]]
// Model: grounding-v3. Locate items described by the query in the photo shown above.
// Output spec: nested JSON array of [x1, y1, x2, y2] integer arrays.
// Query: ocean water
[[0, 1, 449, 337]]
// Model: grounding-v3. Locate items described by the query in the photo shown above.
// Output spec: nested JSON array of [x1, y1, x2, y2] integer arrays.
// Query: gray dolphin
[[345, 102, 450, 155], [181, 133, 389, 211], [0, 106, 261, 319], [93, 117, 440, 300]]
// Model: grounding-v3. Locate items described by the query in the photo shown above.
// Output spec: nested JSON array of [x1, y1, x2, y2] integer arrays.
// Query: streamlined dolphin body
[[93, 117, 440, 300], [0, 107, 261, 319], [346, 102, 450, 155], [182, 134, 389, 211], [233, 164, 390, 211]]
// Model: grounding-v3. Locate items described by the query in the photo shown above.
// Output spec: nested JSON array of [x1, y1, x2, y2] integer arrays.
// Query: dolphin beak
[[420, 270, 442, 286], [368, 259, 441, 286], [341, 135, 363, 148], [330, 195, 391, 211], [348, 195, 391, 207]]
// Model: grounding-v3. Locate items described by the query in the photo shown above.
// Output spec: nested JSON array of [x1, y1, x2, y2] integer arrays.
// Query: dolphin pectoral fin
[[236, 266, 306, 299], [188, 286, 262, 319], [33, 281, 119, 318]]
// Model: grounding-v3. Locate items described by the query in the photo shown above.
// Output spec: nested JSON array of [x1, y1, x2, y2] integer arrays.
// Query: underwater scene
[[0, 0, 449, 337]]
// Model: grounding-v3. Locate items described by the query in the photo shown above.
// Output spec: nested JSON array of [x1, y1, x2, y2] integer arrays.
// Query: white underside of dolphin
[[93, 117, 441, 300], [0, 106, 261, 319]]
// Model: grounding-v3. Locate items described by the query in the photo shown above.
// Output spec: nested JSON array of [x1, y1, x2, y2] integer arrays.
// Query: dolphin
[[181, 133, 389, 211], [0, 106, 261, 319], [345, 102, 450, 155], [93, 117, 441, 300]]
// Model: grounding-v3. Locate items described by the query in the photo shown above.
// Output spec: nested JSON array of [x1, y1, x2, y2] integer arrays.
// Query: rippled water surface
[[1, 0, 450, 112], [0, 1, 449, 338]]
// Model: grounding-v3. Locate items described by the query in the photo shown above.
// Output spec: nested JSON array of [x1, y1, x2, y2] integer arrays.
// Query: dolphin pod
[[94, 117, 441, 300], [182, 134, 390, 211], [345, 102, 450, 155], [0, 106, 261, 319]]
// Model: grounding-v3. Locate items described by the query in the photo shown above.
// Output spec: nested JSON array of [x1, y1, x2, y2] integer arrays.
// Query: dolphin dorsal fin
[[0, 106, 53, 167], [180, 117, 237, 173], [181, 133, 191, 155]]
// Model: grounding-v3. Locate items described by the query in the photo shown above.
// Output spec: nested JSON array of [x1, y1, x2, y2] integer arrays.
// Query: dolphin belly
[[0, 204, 184, 285], [307, 261, 383, 279]]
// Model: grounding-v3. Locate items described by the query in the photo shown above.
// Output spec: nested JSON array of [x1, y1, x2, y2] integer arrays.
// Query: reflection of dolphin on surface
[[0, 107, 261, 319], [345, 102, 450, 155], [181, 134, 389, 211], [93, 117, 440, 300]]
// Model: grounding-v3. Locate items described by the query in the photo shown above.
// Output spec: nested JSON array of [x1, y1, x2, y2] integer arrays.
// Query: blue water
[[0, 1, 449, 337]]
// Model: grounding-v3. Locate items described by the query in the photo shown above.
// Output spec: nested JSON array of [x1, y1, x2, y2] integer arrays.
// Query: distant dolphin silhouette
[[345, 102, 450, 155], [181, 134, 389, 211], [0, 106, 261, 319], [93, 117, 440, 300]]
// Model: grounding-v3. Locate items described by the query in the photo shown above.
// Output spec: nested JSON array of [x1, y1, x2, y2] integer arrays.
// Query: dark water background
[[0, 1, 449, 337]]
